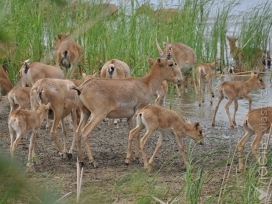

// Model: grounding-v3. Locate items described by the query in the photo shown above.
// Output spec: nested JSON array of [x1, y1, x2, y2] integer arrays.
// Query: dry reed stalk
[[77, 157, 84, 203]]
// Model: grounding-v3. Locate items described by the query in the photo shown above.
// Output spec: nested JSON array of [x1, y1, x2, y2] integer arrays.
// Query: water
[[166, 73, 272, 126]]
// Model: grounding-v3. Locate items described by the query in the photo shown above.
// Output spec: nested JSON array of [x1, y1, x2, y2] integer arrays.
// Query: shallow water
[[166, 72, 272, 127]]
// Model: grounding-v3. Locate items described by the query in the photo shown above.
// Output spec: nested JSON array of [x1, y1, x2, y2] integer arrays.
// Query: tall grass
[[1, 0, 271, 80]]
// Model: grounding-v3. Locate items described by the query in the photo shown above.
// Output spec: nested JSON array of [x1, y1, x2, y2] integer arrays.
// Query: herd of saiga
[[1, 34, 271, 173]]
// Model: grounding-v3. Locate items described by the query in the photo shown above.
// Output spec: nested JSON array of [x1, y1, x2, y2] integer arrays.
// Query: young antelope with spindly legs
[[196, 62, 216, 106], [125, 105, 204, 172], [237, 107, 272, 172], [211, 72, 265, 128], [8, 103, 51, 166]]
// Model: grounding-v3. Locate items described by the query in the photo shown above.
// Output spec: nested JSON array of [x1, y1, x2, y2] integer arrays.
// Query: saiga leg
[[211, 91, 224, 126], [147, 131, 164, 172], [81, 113, 107, 168]]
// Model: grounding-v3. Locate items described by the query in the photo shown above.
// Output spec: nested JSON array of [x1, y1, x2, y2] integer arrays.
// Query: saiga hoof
[[67, 152, 72, 160], [134, 157, 140, 164], [58, 152, 66, 160], [90, 161, 99, 168], [144, 164, 152, 173], [125, 158, 130, 165]]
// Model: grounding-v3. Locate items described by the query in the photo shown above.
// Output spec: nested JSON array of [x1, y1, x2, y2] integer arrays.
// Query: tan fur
[[155, 80, 168, 106], [100, 59, 131, 128], [0, 66, 13, 100], [8, 103, 50, 166], [0, 42, 18, 65], [156, 38, 197, 96], [54, 33, 84, 79], [212, 72, 266, 128], [237, 107, 272, 172], [227, 36, 265, 72], [100, 59, 131, 79], [125, 105, 204, 172], [69, 1, 118, 15], [136, 4, 181, 23], [196, 62, 216, 106], [30, 78, 80, 159], [19, 60, 65, 87], [8, 87, 31, 113], [70, 57, 182, 167]]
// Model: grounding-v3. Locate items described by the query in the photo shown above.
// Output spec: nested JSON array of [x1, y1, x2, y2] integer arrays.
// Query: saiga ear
[[194, 122, 200, 129], [156, 58, 162, 65], [82, 73, 87, 79], [46, 102, 51, 110], [148, 58, 155, 65], [251, 71, 259, 77]]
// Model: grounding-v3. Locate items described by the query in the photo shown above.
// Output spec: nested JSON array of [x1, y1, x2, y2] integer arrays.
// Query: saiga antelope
[[8, 87, 31, 113], [211, 72, 265, 128], [0, 65, 13, 100], [237, 107, 272, 172], [19, 59, 65, 87], [125, 105, 204, 172], [70, 56, 182, 167], [196, 62, 216, 106], [100, 59, 131, 128], [8, 103, 51, 166], [54, 32, 84, 79], [156, 38, 196, 96], [30, 78, 80, 159], [155, 80, 168, 106], [100, 59, 131, 79], [227, 36, 244, 72], [227, 36, 265, 72], [136, 4, 182, 23]]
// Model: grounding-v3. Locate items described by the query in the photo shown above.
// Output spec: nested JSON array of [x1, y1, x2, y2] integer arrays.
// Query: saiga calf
[[237, 107, 272, 172], [155, 80, 168, 106], [125, 105, 204, 172], [211, 72, 265, 128], [196, 62, 216, 106], [8, 103, 50, 166], [8, 87, 31, 113]]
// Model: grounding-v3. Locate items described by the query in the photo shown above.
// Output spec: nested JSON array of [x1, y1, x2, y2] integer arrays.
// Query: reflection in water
[[166, 73, 272, 126]]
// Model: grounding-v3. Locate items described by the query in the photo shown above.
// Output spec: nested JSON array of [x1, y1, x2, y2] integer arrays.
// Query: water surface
[[166, 73, 272, 127]]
